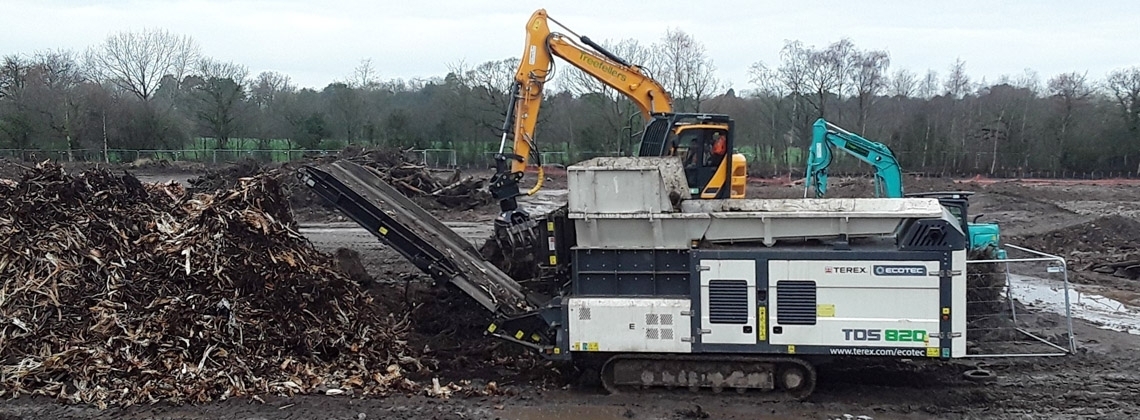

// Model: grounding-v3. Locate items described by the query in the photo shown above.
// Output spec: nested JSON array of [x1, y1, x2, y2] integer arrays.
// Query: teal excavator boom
[[804, 117, 1005, 258], [806, 118, 903, 198]]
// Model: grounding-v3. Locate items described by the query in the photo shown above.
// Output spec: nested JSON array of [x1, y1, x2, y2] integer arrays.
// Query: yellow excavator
[[488, 9, 748, 252]]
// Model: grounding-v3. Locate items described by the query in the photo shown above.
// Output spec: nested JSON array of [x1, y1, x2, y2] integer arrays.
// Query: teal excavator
[[805, 118, 1005, 258]]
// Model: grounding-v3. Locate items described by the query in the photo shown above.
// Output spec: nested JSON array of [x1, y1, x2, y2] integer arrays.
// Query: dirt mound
[[1017, 215, 1140, 253], [0, 163, 422, 407], [1017, 215, 1140, 281]]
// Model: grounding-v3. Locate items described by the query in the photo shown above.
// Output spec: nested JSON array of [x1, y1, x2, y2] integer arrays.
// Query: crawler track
[[599, 354, 816, 400]]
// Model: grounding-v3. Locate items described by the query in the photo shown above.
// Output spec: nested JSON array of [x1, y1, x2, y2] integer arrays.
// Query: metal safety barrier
[[964, 244, 1076, 358]]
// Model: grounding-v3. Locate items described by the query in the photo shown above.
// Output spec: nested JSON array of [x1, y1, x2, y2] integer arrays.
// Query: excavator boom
[[497, 9, 673, 177], [488, 8, 679, 259], [805, 118, 904, 198]]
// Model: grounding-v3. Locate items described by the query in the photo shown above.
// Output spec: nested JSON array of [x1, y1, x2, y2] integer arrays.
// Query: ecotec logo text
[[824, 266, 867, 274], [873, 265, 928, 276]]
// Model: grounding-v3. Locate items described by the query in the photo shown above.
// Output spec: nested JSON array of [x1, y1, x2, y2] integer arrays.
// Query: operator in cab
[[710, 132, 727, 165]]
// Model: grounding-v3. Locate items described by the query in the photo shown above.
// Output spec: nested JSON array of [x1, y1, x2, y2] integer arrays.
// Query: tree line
[[1, 27, 1138, 176]]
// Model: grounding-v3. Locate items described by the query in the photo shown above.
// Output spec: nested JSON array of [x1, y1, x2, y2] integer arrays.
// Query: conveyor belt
[[296, 160, 533, 316]]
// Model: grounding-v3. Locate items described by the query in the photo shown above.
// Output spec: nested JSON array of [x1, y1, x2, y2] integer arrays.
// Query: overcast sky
[[3, 0, 1138, 93]]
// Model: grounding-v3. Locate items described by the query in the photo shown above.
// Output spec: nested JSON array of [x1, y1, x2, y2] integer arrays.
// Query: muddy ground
[[2, 161, 1140, 419]]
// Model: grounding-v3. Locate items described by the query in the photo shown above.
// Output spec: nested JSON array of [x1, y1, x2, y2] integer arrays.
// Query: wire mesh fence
[[965, 244, 1075, 358], [4, 147, 1136, 179], [408, 149, 458, 169]]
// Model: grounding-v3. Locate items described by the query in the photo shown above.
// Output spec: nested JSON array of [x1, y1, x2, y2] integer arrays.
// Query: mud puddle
[[1008, 274, 1140, 335]]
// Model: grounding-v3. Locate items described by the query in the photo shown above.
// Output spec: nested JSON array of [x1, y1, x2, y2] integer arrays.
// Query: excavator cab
[[638, 113, 746, 199]]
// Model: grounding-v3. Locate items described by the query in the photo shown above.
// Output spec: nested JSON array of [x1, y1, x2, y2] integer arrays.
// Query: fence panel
[[965, 244, 1075, 358]]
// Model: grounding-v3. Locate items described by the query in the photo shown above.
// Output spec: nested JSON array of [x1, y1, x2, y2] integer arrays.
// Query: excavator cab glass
[[677, 126, 730, 197], [638, 113, 740, 199]]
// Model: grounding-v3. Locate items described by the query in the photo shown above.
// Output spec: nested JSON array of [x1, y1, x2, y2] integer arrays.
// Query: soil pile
[[0, 163, 421, 407], [1017, 215, 1140, 280]]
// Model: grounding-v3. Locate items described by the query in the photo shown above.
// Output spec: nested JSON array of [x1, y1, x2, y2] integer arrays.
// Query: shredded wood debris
[[0, 163, 422, 407], [188, 147, 492, 211]]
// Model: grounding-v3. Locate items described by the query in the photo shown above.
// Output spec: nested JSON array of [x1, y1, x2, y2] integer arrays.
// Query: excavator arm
[[500, 9, 674, 175], [805, 118, 904, 198], [804, 118, 1006, 257], [488, 8, 675, 253]]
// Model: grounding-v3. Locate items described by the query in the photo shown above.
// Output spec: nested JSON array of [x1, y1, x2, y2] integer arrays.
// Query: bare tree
[[188, 59, 249, 150], [652, 28, 720, 113], [0, 55, 24, 100], [250, 71, 295, 149], [30, 50, 87, 158], [827, 38, 857, 100], [85, 28, 200, 101], [198, 58, 247, 83], [448, 58, 519, 136], [748, 60, 798, 174], [940, 59, 976, 169], [1105, 66, 1140, 172], [944, 58, 971, 99], [849, 49, 890, 133], [798, 40, 846, 119], [1015, 68, 1041, 93], [1044, 71, 1089, 169], [251, 71, 294, 109], [890, 68, 917, 98], [919, 70, 939, 99], [0, 55, 32, 150], [770, 40, 816, 161], [349, 58, 381, 91]]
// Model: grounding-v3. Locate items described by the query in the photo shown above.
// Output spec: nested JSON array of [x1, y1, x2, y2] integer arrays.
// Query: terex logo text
[[825, 266, 867, 274]]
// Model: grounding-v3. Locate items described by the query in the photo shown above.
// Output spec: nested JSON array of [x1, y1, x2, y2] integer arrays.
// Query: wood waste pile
[[0, 163, 428, 407], [188, 147, 492, 211], [337, 148, 491, 211]]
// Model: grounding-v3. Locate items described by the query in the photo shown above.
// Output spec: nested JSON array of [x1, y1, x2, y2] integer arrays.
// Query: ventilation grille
[[776, 280, 817, 325], [902, 221, 950, 248], [578, 307, 591, 320], [645, 313, 675, 326], [637, 117, 672, 156], [646, 328, 675, 340], [708, 279, 748, 324]]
